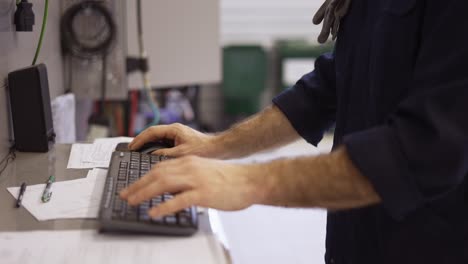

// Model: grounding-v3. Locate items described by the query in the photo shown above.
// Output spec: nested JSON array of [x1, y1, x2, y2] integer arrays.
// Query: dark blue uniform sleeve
[[272, 52, 337, 146], [344, 1, 468, 220]]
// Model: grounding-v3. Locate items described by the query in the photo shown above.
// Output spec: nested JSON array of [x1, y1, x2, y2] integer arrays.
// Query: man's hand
[[128, 123, 220, 158], [129, 105, 300, 160], [119, 156, 264, 218]]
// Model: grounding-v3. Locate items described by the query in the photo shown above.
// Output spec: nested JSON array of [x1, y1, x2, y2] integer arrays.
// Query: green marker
[[41, 175, 55, 203]]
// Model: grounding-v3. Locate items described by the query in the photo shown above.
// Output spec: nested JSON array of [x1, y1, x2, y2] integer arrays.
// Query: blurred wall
[[221, 0, 323, 46]]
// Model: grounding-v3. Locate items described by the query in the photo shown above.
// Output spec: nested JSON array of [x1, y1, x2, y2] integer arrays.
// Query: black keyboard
[[98, 151, 198, 236]]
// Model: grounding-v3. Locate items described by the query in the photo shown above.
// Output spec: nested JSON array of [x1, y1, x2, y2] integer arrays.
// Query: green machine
[[222, 46, 268, 116]]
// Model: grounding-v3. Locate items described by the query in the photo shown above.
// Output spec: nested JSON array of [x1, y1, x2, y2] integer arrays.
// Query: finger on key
[[120, 172, 158, 199], [148, 192, 197, 218]]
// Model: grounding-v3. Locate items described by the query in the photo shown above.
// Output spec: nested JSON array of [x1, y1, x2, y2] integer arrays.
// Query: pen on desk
[[16, 182, 26, 208], [41, 175, 55, 203]]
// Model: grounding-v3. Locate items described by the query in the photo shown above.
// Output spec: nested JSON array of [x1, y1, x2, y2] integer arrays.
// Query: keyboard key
[[140, 201, 151, 212], [163, 193, 173, 201], [128, 179, 137, 184], [165, 215, 177, 225], [178, 215, 192, 226], [130, 162, 139, 169], [125, 206, 139, 221], [139, 212, 151, 222], [151, 216, 164, 224], [178, 212, 191, 222], [113, 200, 123, 212], [121, 201, 127, 214], [150, 156, 159, 163], [115, 183, 124, 193], [117, 174, 126, 181], [151, 197, 162, 206]]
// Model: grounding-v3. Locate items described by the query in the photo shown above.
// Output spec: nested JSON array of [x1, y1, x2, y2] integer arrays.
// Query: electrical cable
[[136, 0, 160, 127], [1, 78, 8, 90], [65, 56, 72, 93], [31, 0, 49, 65], [100, 52, 107, 115], [0, 148, 16, 178]]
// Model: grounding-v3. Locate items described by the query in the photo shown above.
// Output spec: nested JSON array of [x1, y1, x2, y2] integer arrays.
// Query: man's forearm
[[214, 105, 300, 159], [250, 146, 381, 210]]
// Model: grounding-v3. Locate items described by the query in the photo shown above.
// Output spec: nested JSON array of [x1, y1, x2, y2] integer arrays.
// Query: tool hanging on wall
[[61, 0, 116, 139]]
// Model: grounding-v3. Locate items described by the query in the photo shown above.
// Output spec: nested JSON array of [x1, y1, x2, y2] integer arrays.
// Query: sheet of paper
[[82, 137, 134, 166], [67, 137, 133, 169], [6, 169, 108, 221], [51, 93, 76, 144], [67, 143, 109, 169], [0, 230, 227, 264]]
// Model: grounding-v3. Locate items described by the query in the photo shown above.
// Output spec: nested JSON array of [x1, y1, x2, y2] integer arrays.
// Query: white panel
[[283, 58, 316, 86], [127, 0, 221, 89]]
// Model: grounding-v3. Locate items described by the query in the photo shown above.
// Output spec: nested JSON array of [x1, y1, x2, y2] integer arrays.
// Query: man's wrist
[[208, 132, 235, 159], [204, 134, 223, 158], [243, 162, 278, 206]]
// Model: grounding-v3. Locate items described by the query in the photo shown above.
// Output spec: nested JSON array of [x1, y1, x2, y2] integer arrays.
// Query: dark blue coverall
[[273, 0, 468, 263]]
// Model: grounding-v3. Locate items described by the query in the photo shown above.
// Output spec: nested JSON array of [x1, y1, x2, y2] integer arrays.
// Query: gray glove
[[313, 0, 352, 43]]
